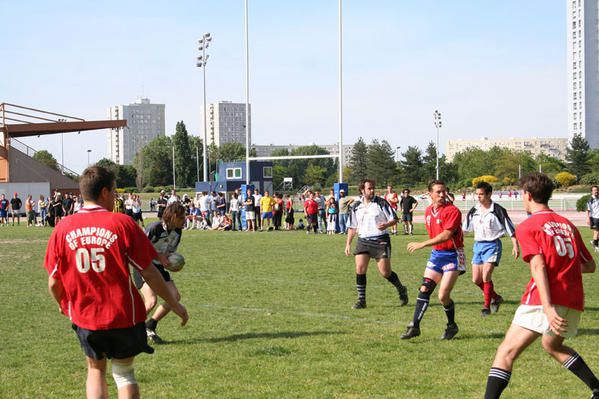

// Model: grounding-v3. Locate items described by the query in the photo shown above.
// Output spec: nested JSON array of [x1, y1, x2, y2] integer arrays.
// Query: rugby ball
[[166, 252, 185, 272]]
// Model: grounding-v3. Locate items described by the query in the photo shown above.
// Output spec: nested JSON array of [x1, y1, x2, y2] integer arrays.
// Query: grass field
[[2, 222, 599, 398]]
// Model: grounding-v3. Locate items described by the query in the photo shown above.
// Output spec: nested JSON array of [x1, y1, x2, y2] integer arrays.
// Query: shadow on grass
[[167, 330, 347, 345], [578, 328, 599, 336]]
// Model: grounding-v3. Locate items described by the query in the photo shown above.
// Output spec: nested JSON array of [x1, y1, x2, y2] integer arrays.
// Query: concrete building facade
[[567, 0, 599, 147], [209, 101, 251, 147], [107, 98, 165, 165], [445, 137, 568, 161]]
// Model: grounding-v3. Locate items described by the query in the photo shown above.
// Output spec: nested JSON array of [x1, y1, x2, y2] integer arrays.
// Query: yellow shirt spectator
[[260, 195, 275, 212]]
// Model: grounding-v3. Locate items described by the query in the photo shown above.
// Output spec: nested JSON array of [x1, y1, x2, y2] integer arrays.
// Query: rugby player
[[463, 182, 519, 316], [345, 179, 408, 309], [402, 180, 464, 340], [485, 173, 599, 399], [587, 185, 599, 252], [44, 166, 188, 399]]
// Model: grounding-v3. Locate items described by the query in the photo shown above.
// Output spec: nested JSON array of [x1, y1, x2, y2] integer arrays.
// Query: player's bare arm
[[345, 228, 356, 256], [511, 237, 520, 259], [377, 219, 397, 231], [529, 254, 567, 336], [47, 277, 64, 312], [407, 229, 454, 253], [140, 266, 189, 326], [582, 258, 596, 273]]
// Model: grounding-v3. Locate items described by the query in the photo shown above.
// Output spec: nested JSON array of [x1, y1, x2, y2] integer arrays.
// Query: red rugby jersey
[[424, 203, 464, 251], [44, 205, 158, 330], [516, 210, 591, 311]]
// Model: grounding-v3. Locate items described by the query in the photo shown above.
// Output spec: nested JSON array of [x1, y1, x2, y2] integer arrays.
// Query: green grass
[[2, 223, 599, 398]]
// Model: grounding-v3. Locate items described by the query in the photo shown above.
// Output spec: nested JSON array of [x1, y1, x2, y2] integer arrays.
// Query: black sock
[[443, 300, 456, 325], [484, 367, 511, 399], [356, 274, 366, 303], [146, 319, 158, 331], [593, 239, 598, 247], [386, 271, 404, 292], [411, 291, 430, 328], [563, 352, 599, 392]]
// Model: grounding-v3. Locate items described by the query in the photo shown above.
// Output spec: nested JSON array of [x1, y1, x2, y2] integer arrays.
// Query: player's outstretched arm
[[407, 229, 454, 253], [140, 266, 189, 326]]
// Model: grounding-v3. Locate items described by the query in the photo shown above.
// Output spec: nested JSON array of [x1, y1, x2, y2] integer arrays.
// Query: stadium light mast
[[197, 32, 212, 182], [433, 110, 442, 180], [87, 149, 92, 166]]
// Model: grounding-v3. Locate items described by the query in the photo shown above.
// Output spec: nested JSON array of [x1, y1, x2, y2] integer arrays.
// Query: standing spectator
[[44, 166, 188, 398], [229, 193, 240, 231], [216, 192, 227, 216], [244, 188, 256, 232], [587, 185, 599, 252], [0, 193, 9, 226], [345, 179, 407, 309], [37, 195, 48, 227], [272, 193, 284, 231], [402, 180, 464, 340], [303, 190, 319, 234], [314, 190, 327, 233], [338, 189, 353, 234], [199, 192, 212, 226], [167, 189, 179, 204], [114, 194, 125, 214], [284, 194, 295, 230], [149, 198, 156, 212], [484, 173, 599, 399], [25, 194, 35, 227], [399, 189, 418, 235], [73, 195, 84, 213], [253, 188, 263, 230], [384, 185, 400, 235], [10, 192, 22, 225], [326, 198, 338, 235], [260, 190, 275, 231], [156, 191, 168, 218], [63, 193, 74, 216], [52, 193, 65, 225], [132, 194, 144, 227], [463, 182, 519, 317], [124, 193, 134, 218]]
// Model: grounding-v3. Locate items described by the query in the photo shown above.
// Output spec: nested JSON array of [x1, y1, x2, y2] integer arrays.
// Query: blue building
[[195, 160, 273, 194]]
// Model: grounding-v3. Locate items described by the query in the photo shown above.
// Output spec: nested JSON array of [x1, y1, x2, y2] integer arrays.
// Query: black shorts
[[402, 213, 413, 222], [132, 263, 171, 290], [133, 212, 143, 221], [354, 235, 391, 260], [591, 217, 599, 230], [72, 322, 154, 360], [307, 214, 318, 225]]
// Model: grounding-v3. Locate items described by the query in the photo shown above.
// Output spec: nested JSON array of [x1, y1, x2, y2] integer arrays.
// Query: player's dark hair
[[592, 185, 599, 191], [475, 181, 493, 195], [427, 180, 445, 192], [519, 173, 553, 204], [162, 202, 186, 228], [359, 179, 376, 192], [79, 166, 115, 202], [403, 189, 410, 194]]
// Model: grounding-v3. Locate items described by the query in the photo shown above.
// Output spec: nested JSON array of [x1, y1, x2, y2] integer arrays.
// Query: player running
[[463, 182, 519, 316], [587, 185, 599, 252], [44, 166, 188, 399], [345, 179, 408, 309], [401, 180, 465, 340], [484, 173, 599, 399]]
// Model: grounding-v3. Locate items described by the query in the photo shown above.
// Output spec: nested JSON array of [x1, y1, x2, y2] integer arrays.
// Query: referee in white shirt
[[463, 182, 519, 316], [345, 179, 408, 309], [587, 185, 599, 252]]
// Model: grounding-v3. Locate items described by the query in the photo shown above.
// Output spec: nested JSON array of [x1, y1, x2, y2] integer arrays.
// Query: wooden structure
[[0, 102, 127, 183]]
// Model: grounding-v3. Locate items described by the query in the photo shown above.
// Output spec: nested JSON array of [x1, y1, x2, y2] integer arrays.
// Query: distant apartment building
[[445, 137, 568, 162], [567, 0, 599, 147], [107, 98, 165, 165], [253, 143, 354, 163], [209, 101, 251, 147]]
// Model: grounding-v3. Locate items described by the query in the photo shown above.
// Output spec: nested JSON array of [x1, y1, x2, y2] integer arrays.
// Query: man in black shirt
[[157, 191, 168, 219], [10, 192, 22, 225], [399, 189, 418, 235]]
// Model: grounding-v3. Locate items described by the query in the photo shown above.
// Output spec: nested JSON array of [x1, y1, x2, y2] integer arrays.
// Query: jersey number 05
[[75, 248, 106, 273]]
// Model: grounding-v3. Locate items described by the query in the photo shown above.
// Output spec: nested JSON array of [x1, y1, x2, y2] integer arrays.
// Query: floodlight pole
[[434, 110, 442, 180], [197, 33, 212, 182], [172, 143, 176, 190]]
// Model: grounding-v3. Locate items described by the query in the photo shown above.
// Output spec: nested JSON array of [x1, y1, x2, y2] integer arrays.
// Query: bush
[[580, 173, 599, 186], [472, 175, 498, 186], [143, 186, 155, 193], [123, 187, 137, 193], [577, 194, 591, 212], [554, 172, 577, 188]]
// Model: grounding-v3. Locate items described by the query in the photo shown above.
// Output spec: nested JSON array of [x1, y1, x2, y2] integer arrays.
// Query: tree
[[422, 141, 438, 182], [398, 146, 423, 185], [271, 148, 290, 188], [366, 139, 396, 186], [554, 171, 577, 187], [219, 142, 247, 162], [348, 137, 368, 184], [33, 150, 59, 171], [535, 153, 566, 175], [566, 133, 592, 179], [452, 147, 489, 183], [189, 136, 203, 183], [172, 121, 194, 187], [303, 164, 327, 187], [95, 158, 137, 188], [140, 136, 173, 187], [287, 145, 333, 188]]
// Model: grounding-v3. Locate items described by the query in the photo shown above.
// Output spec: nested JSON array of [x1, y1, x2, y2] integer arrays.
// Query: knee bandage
[[420, 277, 437, 294], [112, 361, 137, 388]]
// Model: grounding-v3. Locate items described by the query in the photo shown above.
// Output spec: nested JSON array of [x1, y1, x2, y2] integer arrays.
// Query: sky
[[1, 1, 567, 174]]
